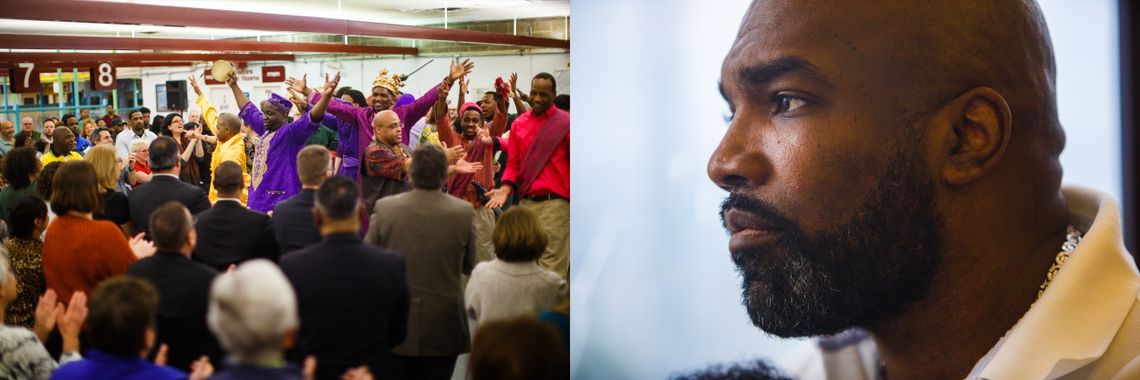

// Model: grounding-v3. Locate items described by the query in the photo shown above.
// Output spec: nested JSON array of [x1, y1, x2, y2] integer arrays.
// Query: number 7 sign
[[9, 62, 42, 93], [89, 62, 116, 90]]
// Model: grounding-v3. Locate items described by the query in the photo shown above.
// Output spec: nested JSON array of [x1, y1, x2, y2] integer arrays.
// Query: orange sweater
[[43, 215, 136, 301]]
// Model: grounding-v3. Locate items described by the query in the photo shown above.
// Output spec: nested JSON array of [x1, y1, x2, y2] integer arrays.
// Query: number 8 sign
[[89, 62, 116, 90]]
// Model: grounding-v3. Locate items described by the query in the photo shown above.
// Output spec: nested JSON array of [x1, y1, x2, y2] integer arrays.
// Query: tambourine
[[210, 60, 235, 83]]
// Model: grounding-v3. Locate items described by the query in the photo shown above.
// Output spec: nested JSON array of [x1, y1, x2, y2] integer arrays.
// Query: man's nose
[[707, 117, 773, 192]]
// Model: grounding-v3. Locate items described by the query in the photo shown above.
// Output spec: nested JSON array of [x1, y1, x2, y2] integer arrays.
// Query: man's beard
[[721, 149, 943, 338]]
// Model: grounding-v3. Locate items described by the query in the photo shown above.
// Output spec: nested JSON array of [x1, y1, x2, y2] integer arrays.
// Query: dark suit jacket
[[127, 250, 222, 372], [365, 189, 475, 357], [192, 200, 279, 271], [271, 188, 321, 254], [128, 174, 210, 237], [280, 233, 409, 380]]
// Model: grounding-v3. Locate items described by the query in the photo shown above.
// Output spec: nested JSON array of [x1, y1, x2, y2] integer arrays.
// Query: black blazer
[[280, 233, 410, 380], [127, 251, 222, 372], [128, 175, 210, 236], [271, 188, 322, 254], [192, 200, 278, 271]]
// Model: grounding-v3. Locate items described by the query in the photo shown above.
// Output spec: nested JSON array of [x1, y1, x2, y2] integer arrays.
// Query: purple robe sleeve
[[282, 111, 321, 146], [239, 101, 266, 136], [397, 83, 442, 144], [310, 92, 371, 130]]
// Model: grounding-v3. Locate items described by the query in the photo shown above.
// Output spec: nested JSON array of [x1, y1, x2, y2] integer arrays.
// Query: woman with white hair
[[208, 259, 372, 380], [128, 138, 152, 187], [207, 259, 301, 379]]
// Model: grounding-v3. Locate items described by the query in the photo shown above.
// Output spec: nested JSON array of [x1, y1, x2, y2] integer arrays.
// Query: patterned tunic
[[360, 141, 410, 212], [0, 325, 81, 380], [3, 238, 44, 329]]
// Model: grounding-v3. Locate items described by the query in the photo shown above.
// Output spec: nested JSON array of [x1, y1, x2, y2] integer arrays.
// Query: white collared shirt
[[804, 186, 1140, 380]]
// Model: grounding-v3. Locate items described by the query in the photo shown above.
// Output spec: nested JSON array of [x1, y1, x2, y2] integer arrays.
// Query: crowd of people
[[0, 59, 570, 380]]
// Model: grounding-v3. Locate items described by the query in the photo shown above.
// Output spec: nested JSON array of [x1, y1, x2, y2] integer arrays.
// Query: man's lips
[[724, 208, 787, 251]]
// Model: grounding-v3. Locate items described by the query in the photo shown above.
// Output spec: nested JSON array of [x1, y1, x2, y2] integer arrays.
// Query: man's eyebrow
[[736, 56, 835, 90]]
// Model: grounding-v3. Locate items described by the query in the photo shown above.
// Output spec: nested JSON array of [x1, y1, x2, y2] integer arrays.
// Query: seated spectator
[[281, 176, 409, 380], [128, 202, 222, 372], [85, 145, 131, 232], [51, 276, 213, 380], [129, 139, 152, 187], [43, 161, 154, 302], [271, 145, 331, 254], [0, 147, 39, 220], [465, 207, 565, 323], [467, 316, 568, 380], [0, 253, 87, 380], [3, 195, 49, 328], [192, 161, 277, 271], [128, 137, 209, 238]]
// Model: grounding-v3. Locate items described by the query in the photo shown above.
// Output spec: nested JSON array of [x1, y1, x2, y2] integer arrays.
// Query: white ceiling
[[0, 0, 568, 41]]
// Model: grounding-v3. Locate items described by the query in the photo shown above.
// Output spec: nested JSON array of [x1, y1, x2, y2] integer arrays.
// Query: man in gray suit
[[366, 143, 475, 380]]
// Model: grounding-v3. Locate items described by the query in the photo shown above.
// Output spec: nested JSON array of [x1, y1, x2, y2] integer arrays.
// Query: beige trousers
[[520, 198, 570, 280], [473, 206, 497, 263]]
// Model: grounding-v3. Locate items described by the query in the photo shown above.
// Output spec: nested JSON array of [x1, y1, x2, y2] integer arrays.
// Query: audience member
[[465, 207, 565, 323], [467, 316, 568, 380], [206, 259, 302, 379], [128, 139, 152, 187], [20, 117, 42, 142], [35, 119, 55, 154], [51, 276, 213, 380], [85, 145, 131, 231], [3, 195, 49, 328], [282, 176, 409, 380], [366, 144, 474, 379], [41, 127, 82, 165], [0, 254, 87, 380], [99, 104, 117, 127], [91, 128, 114, 147], [0, 147, 40, 220], [162, 114, 204, 186], [128, 137, 210, 238], [193, 161, 278, 271], [43, 161, 154, 301], [34, 161, 61, 229], [0, 119, 15, 155], [128, 202, 223, 372], [115, 109, 157, 160], [272, 145, 330, 254]]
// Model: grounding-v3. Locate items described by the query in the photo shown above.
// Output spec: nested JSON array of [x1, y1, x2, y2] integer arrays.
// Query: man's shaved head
[[712, 0, 1067, 339]]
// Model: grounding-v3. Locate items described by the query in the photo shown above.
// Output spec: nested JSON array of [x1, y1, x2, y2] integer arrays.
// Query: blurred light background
[[570, 0, 1119, 378]]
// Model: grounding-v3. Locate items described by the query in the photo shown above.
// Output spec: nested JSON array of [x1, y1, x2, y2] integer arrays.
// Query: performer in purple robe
[[228, 72, 340, 212]]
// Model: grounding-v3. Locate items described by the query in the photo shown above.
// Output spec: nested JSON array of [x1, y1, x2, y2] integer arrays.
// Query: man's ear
[[931, 87, 1012, 186]]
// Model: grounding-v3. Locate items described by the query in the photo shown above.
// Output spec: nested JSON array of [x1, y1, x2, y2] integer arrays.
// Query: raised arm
[[226, 75, 250, 110], [510, 72, 530, 114], [188, 75, 220, 136], [457, 77, 469, 111], [434, 82, 462, 148], [308, 72, 340, 125]]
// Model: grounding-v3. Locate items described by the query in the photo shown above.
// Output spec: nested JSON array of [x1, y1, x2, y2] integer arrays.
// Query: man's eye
[[774, 94, 808, 114]]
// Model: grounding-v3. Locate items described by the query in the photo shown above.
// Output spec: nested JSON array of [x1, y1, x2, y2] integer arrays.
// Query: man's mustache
[[720, 193, 795, 233]]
